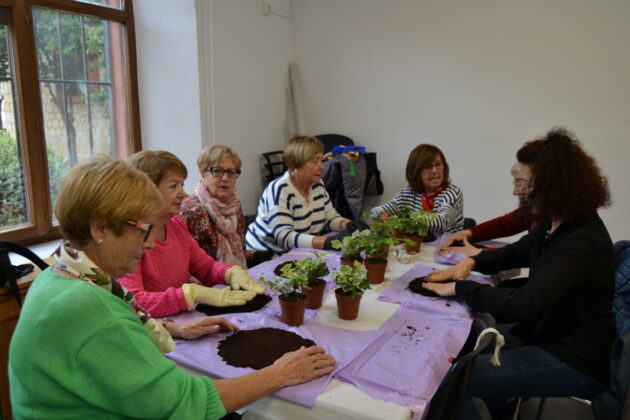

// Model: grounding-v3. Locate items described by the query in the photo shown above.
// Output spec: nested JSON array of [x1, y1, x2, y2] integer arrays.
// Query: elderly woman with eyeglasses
[[180, 145, 272, 268], [118, 150, 265, 318], [371, 143, 464, 234], [9, 155, 335, 419], [439, 162, 536, 256]]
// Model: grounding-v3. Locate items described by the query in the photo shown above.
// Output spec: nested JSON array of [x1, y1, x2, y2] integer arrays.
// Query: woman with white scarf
[[181, 145, 272, 267]]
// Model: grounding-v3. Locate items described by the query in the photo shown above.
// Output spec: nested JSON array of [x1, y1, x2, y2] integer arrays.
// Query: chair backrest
[[614, 240, 630, 336], [591, 240, 630, 420], [315, 133, 355, 154], [0, 241, 49, 306], [425, 313, 498, 420], [260, 151, 286, 185]]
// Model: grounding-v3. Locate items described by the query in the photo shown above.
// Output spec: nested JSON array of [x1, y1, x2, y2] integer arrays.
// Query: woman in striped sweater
[[246, 136, 353, 252], [371, 144, 464, 234]]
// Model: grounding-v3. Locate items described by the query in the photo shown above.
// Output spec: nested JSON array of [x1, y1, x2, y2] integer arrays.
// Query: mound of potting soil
[[407, 276, 455, 298], [196, 294, 272, 316], [218, 328, 316, 369]]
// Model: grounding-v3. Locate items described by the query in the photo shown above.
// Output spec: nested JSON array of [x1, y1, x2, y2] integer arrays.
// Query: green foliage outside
[[0, 129, 70, 229]]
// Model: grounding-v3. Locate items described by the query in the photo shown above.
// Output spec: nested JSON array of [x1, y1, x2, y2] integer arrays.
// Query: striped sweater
[[246, 172, 344, 251], [371, 184, 464, 233]]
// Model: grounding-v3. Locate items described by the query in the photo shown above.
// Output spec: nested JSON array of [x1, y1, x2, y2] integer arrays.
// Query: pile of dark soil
[[407, 276, 455, 298], [197, 294, 272, 316], [218, 327, 316, 369]]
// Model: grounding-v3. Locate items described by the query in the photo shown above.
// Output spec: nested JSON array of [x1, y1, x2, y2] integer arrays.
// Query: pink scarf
[[194, 181, 247, 267]]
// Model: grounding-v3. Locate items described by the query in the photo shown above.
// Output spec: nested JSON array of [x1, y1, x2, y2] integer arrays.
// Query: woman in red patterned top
[[440, 162, 535, 256], [181, 145, 273, 268]]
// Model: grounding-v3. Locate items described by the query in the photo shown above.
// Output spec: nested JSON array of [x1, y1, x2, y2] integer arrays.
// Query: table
[[172, 242, 495, 420]]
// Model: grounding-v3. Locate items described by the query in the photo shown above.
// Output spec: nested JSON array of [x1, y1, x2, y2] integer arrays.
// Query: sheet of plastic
[[166, 310, 384, 408], [335, 305, 472, 416]]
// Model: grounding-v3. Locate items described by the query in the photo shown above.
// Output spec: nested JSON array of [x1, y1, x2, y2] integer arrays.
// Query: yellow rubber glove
[[181, 283, 256, 309], [225, 266, 266, 294]]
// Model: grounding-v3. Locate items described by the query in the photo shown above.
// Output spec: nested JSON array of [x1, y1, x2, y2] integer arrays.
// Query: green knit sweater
[[9, 268, 226, 419]]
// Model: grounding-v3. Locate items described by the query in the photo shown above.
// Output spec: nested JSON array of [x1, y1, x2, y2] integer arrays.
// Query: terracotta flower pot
[[304, 279, 326, 309], [279, 297, 307, 326], [335, 289, 362, 320], [405, 236, 423, 254], [392, 229, 404, 239], [365, 259, 387, 284]]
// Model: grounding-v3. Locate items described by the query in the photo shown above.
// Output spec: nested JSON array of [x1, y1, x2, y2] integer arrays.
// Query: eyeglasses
[[125, 218, 153, 242], [512, 179, 532, 190], [421, 162, 444, 171], [206, 167, 241, 179]]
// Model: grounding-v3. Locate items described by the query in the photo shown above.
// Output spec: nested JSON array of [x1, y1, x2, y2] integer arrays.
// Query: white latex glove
[[181, 283, 256, 309], [225, 266, 266, 294]]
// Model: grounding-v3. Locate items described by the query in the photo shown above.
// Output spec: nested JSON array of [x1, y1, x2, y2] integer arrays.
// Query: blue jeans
[[460, 324, 605, 420]]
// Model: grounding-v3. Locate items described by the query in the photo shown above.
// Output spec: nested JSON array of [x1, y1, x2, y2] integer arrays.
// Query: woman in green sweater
[[8, 155, 335, 420]]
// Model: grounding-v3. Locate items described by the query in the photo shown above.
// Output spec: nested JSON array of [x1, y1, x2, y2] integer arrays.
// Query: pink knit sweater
[[117, 216, 233, 317]]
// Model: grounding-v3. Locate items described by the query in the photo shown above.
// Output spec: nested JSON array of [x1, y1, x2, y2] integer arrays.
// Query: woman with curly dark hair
[[424, 128, 615, 419]]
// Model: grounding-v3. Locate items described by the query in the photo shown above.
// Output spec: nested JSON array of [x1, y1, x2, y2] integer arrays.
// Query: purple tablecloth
[[335, 305, 472, 416], [166, 310, 384, 408]]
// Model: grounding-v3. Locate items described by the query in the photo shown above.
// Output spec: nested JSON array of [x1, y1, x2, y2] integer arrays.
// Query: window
[[0, 0, 140, 244]]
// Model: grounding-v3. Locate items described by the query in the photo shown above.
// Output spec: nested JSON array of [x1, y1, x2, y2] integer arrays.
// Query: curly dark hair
[[406, 144, 451, 194], [516, 128, 610, 223]]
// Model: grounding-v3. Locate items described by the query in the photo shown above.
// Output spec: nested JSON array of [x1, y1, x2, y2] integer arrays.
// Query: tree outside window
[[0, 1, 140, 243]]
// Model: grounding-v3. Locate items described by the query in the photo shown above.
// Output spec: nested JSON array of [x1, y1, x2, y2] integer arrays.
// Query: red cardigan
[[469, 209, 532, 242]]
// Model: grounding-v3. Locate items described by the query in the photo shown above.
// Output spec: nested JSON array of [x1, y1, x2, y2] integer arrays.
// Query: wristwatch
[[160, 318, 173, 327]]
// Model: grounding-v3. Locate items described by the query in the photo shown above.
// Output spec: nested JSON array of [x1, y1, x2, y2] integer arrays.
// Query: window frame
[[0, 0, 141, 244]]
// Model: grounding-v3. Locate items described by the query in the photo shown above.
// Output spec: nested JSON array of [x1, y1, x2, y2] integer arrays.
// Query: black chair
[[315, 133, 355, 154], [1, 241, 50, 306], [425, 313, 501, 420], [260, 151, 286, 186], [463, 217, 477, 230]]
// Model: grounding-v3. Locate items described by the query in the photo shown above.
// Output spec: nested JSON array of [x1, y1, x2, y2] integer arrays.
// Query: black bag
[[0, 241, 49, 306]]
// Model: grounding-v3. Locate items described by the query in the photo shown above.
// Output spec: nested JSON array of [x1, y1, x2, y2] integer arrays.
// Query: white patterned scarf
[[54, 243, 175, 353], [194, 180, 247, 267]]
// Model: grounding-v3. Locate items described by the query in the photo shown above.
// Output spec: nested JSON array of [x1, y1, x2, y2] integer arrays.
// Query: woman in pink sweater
[[118, 151, 265, 317]]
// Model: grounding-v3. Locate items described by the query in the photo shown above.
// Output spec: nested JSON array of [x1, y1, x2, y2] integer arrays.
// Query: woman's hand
[[422, 281, 456, 297], [440, 230, 473, 248], [167, 317, 239, 340], [271, 345, 336, 387], [426, 257, 476, 282], [440, 237, 482, 257]]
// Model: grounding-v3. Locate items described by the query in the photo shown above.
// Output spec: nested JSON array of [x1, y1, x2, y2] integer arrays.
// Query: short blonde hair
[[197, 145, 242, 175], [283, 136, 324, 170], [55, 154, 163, 247], [127, 150, 188, 185]]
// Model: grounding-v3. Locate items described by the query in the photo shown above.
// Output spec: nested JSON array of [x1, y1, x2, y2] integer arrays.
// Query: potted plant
[[332, 230, 363, 266], [330, 261, 370, 320], [295, 251, 329, 309], [388, 208, 436, 253], [259, 264, 309, 326], [354, 221, 405, 284]]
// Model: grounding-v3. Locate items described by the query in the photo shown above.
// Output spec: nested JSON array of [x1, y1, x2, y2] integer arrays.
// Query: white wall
[[135, 0, 293, 215], [134, 0, 204, 180], [209, 0, 293, 214], [134, 0, 630, 241], [291, 0, 630, 241]]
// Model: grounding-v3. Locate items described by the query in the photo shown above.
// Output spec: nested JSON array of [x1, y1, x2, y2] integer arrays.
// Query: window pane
[[34, 8, 128, 216], [0, 16, 29, 230], [72, 0, 123, 10]]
